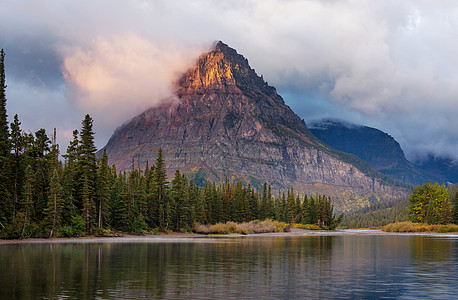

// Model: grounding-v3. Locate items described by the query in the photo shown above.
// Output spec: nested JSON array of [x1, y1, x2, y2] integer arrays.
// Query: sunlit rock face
[[101, 41, 408, 211]]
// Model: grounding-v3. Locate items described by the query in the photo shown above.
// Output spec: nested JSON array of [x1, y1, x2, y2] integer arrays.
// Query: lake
[[1, 232, 457, 299]]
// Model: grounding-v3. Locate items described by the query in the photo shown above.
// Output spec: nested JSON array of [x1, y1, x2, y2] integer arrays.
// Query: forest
[[0, 50, 341, 239], [340, 182, 458, 229]]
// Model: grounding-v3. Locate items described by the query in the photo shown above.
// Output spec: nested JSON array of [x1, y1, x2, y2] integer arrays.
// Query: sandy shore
[[1, 229, 457, 244]]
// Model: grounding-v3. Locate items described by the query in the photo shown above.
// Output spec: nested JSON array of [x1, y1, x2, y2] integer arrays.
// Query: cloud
[[5, 79, 81, 151], [2, 0, 458, 160], [61, 33, 202, 131]]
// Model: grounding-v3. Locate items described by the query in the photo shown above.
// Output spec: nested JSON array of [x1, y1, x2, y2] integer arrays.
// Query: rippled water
[[1, 234, 457, 299]]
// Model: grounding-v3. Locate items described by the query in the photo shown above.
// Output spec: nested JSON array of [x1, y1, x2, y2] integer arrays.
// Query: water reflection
[[0, 236, 457, 299]]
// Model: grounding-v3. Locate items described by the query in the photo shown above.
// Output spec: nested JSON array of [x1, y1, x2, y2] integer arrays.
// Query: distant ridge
[[310, 118, 438, 185]]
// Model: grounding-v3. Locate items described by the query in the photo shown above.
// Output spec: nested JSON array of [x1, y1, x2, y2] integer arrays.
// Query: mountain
[[412, 154, 458, 184], [101, 41, 408, 212], [309, 119, 438, 185]]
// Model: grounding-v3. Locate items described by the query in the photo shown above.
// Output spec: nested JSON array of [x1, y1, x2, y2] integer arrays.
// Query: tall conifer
[[150, 148, 168, 228], [46, 169, 64, 237], [0, 49, 9, 157], [0, 49, 11, 228], [77, 115, 97, 232], [96, 150, 110, 228], [19, 165, 33, 238]]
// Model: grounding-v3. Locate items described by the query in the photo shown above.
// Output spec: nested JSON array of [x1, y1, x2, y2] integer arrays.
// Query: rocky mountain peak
[[101, 42, 409, 212], [178, 41, 272, 95]]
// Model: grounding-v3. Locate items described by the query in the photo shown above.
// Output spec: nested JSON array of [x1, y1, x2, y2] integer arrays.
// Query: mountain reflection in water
[[1, 235, 457, 299]]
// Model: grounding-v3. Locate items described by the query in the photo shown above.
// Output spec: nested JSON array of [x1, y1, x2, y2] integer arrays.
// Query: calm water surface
[[1, 234, 457, 299]]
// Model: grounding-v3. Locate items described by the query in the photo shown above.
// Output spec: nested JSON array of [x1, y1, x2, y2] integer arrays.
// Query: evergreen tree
[[248, 186, 258, 221], [0, 49, 8, 157], [81, 174, 96, 234], [10, 114, 23, 221], [96, 150, 110, 228], [77, 115, 97, 233], [267, 184, 274, 219], [32, 129, 50, 221], [0, 49, 11, 230], [61, 130, 78, 225], [150, 148, 168, 228], [19, 165, 34, 238], [46, 169, 64, 237], [301, 195, 310, 225], [309, 197, 317, 224], [260, 182, 268, 220], [221, 179, 231, 222], [170, 170, 188, 231], [451, 189, 458, 224], [286, 187, 296, 222]]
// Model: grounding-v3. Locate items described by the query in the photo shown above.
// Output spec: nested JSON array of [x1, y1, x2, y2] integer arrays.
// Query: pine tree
[[0, 49, 11, 230], [136, 172, 148, 221], [286, 187, 296, 222], [301, 195, 310, 225], [81, 174, 96, 234], [77, 115, 97, 233], [221, 178, 231, 222], [150, 148, 168, 228], [211, 182, 221, 223], [451, 189, 458, 224], [203, 181, 212, 224], [309, 197, 317, 225], [10, 114, 23, 221], [96, 150, 110, 228], [32, 129, 50, 221], [0, 49, 9, 157], [170, 170, 186, 231], [248, 186, 258, 221], [19, 165, 33, 238], [62, 130, 79, 225], [46, 169, 64, 237], [267, 184, 274, 219], [260, 182, 268, 220]]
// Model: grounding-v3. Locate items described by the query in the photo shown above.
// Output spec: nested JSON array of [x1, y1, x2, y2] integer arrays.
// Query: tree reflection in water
[[0, 235, 457, 299]]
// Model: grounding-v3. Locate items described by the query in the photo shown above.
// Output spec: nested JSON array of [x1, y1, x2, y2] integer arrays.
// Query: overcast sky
[[1, 0, 458, 162]]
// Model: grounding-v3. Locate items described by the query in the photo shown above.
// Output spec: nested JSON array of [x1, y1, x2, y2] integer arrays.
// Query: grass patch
[[192, 219, 286, 235], [382, 221, 458, 233]]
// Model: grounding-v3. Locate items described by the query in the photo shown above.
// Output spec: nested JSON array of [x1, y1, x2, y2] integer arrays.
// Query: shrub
[[210, 223, 229, 234], [193, 222, 211, 234], [72, 215, 85, 236], [93, 228, 123, 237], [437, 224, 458, 233], [192, 219, 286, 235], [131, 215, 148, 235], [383, 222, 458, 233], [59, 225, 73, 237], [226, 221, 238, 232]]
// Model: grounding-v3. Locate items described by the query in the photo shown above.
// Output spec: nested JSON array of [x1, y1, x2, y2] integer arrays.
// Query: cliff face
[[102, 41, 408, 211], [309, 119, 437, 186]]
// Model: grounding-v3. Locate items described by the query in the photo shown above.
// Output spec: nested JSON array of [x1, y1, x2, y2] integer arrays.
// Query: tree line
[[0, 49, 342, 238], [339, 197, 409, 228]]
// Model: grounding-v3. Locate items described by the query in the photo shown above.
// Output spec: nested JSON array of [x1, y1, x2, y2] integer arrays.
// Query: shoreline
[[1, 229, 457, 244]]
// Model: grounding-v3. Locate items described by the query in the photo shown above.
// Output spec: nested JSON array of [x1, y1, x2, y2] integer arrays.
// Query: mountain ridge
[[309, 118, 439, 185]]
